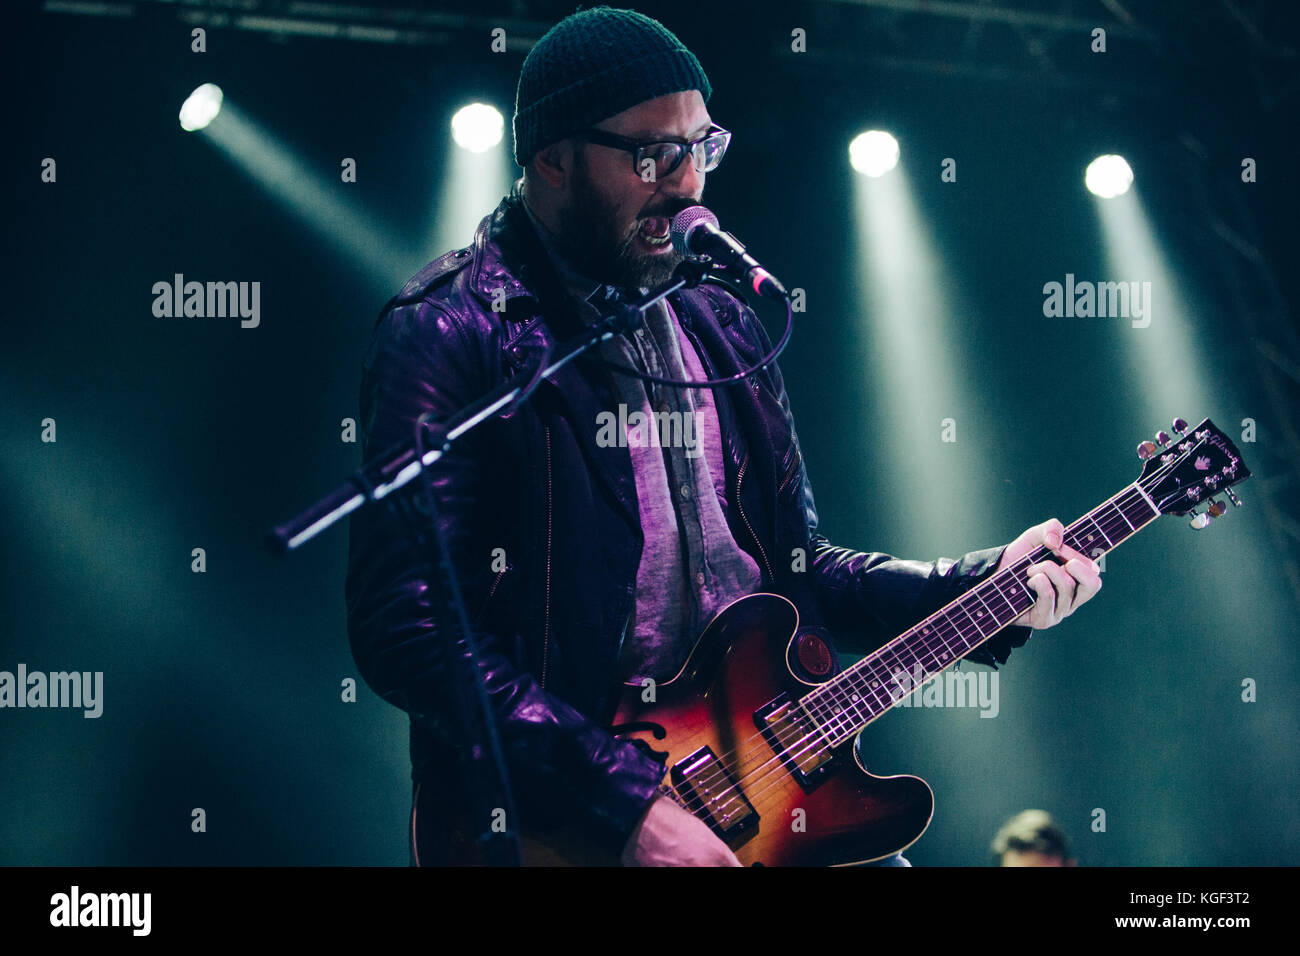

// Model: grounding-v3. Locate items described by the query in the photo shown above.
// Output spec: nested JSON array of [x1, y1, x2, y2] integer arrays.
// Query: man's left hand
[[996, 518, 1102, 630]]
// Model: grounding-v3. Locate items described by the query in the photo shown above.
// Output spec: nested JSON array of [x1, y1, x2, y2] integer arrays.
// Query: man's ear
[[530, 140, 574, 190]]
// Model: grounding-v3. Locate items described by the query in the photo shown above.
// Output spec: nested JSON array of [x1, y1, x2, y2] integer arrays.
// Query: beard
[[552, 150, 696, 293]]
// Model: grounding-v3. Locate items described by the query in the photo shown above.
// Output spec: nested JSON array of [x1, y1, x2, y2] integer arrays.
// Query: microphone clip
[[673, 255, 714, 289]]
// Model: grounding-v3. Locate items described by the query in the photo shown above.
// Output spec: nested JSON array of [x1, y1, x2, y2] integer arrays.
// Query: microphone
[[669, 206, 789, 301]]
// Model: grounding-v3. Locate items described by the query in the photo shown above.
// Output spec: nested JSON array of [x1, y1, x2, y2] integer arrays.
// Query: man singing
[[345, 5, 1101, 867]]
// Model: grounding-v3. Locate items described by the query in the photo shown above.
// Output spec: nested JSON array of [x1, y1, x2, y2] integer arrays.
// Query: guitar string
[[698, 443, 1219, 824], [640, 447, 1193, 817], [667, 493, 1155, 822], [666, 521, 1129, 821], [688, 480, 1172, 820], [725, 489, 1166, 818], [803, 484, 1154, 736], [657, 474, 1175, 822], [660, 488, 1150, 816], [685, 483, 1154, 797], [663, 504, 1140, 818]]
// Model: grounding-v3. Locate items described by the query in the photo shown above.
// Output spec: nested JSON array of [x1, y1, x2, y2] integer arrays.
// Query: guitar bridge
[[669, 746, 758, 842]]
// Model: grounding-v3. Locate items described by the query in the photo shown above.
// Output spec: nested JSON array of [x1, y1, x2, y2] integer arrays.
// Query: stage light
[[179, 83, 223, 132], [201, 100, 420, 292], [849, 162, 985, 537], [1085, 154, 1133, 198], [849, 130, 900, 177], [451, 103, 504, 153]]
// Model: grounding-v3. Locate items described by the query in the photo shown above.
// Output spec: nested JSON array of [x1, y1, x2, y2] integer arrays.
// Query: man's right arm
[[344, 297, 665, 858]]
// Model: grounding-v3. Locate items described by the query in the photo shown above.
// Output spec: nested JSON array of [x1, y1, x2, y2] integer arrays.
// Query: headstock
[[1136, 418, 1251, 526]]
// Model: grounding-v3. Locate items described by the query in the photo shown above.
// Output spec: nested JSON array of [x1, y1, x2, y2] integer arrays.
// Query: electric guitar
[[451, 417, 1251, 865]]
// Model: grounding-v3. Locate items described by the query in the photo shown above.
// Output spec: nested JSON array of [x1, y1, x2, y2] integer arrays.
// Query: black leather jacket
[[344, 183, 1031, 858]]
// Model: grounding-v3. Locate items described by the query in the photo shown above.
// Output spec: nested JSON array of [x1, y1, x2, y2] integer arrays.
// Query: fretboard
[[800, 482, 1161, 746]]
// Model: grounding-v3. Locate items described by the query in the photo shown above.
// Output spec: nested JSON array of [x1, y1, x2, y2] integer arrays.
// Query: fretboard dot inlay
[[803, 486, 1160, 750]]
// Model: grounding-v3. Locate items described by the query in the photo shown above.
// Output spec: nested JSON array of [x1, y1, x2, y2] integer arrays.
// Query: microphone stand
[[269, 256, 714, 866]]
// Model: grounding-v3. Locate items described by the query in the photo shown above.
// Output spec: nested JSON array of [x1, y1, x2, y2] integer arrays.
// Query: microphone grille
[[670, 205, 719, 256]]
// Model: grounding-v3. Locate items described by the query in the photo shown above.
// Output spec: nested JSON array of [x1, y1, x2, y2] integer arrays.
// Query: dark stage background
[[4, 0, 1299, 866]]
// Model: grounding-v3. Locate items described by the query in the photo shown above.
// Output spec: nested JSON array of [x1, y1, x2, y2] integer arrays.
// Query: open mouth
[[636, 216, 672, 248]]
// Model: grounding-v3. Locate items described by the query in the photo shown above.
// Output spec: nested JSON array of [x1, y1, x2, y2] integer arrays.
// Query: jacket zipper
[[485, 568, 507, 604], [735, 454, 775, 583], [541, 425, 553, 689], [476, 565, 508, 626]]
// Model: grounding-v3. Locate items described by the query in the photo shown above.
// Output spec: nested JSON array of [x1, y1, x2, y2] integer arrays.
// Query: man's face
[[552, 90, 713, 291]]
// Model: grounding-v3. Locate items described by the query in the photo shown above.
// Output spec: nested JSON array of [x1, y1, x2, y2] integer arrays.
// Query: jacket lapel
[[473, 189, 642, 535], [505, 321, 642, 534]]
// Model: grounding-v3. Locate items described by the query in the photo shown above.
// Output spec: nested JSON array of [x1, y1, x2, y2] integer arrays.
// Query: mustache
[[638, 199, 701, 222]]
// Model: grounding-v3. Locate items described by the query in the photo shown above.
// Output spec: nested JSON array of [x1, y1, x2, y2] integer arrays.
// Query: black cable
[[497, 340, 553, 419], [590, 277, 794, 390]]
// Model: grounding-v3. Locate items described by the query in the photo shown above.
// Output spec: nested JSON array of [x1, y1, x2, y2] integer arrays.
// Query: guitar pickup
[[669, 746, 758, 842], [755, 694, 835, 790]]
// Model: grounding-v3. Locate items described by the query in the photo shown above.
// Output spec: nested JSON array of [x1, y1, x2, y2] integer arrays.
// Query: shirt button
[[680, 483, 692, 499], [696, 572, 706, 586]]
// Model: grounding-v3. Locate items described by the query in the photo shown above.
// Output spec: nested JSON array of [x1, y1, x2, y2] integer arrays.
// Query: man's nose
[[666, 155, 705, 199]]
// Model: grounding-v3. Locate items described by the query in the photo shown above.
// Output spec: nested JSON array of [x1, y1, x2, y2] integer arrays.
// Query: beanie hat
[[513, 6, 712, 167]]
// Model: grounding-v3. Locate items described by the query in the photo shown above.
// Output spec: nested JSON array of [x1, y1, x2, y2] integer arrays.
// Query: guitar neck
[[800, 482, 1162, 747]]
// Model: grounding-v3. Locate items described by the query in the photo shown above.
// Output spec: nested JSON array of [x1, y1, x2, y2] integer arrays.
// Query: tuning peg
[[1155, 430, 1171, 446], [1172, 418, 1189, 436], [1207, 499, 1227, 517], [1225, 487, 1243, 507], [1137, 440, 1158, 460], [1189, 509, 1214, 529]]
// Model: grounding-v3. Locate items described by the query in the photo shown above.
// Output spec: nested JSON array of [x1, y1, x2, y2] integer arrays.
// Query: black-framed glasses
[[575, 124, 731, 180]]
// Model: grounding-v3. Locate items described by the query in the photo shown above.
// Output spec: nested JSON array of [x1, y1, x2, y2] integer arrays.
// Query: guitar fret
[[923, 615, 967, 669], [1107, 500, 1136, 533], [1063, 525, 1090, 554], [985, 577, 1023, 622], [864, 673, 894, 714], [918, 619, 958, 667], [1123, 490, 1159, 525], [1085, 512, 1114, 548], [946, 601, 982, 643], [840, 673, 881, 718], [1002, 574, 1032, 614], [952, 604, 986, 647], [881, 647, 921, 708], [803, 483, 1171, 748], [966, 588, 1005, 636]]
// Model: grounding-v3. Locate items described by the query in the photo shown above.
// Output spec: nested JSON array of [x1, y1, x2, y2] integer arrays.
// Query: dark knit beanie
[[513, 6, 712, 167]]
